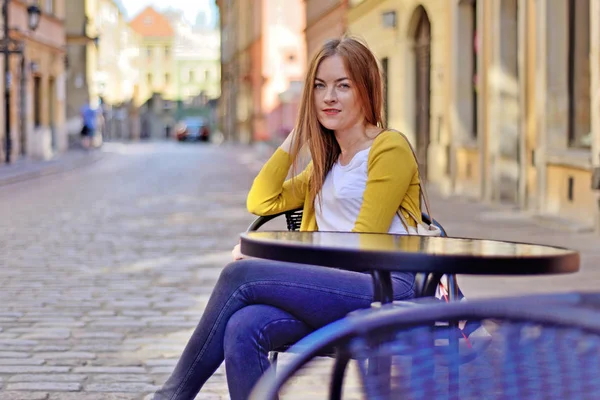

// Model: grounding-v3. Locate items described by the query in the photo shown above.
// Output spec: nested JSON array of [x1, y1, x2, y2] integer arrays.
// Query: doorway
[[48, 77, 56, 150], [457, 0, 478, 139], [19, 56, 26, 157], [412, 7, 431, 180], [497, 0, 521, 204], [567, 0, 590, 148]]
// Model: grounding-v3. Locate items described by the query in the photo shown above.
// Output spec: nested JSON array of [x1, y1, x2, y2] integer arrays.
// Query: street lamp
[[26, 5, 41, 31], [2, 1, 42, 163]]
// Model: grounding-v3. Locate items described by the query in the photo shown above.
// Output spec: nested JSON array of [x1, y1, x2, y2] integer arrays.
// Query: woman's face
[[313, 54, 363, 132]]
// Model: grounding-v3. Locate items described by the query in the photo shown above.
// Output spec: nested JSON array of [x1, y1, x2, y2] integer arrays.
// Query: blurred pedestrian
[[153, 36, 423, 399], [80, 98, 100, 149]]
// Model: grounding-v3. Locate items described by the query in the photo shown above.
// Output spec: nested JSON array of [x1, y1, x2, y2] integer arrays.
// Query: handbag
[[392, 130, 441, 237], [391, 131, 487, 339]]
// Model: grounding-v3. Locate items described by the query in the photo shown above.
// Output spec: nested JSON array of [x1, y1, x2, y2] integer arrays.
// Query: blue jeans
[[153, 259, 416, 400]]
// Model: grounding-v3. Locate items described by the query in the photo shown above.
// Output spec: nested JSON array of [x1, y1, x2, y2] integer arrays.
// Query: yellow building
[[94, 0, 140, 106], [347, 0, 600, 233], [66, 0, 141, 141], [0, 0, 67, 163], [130, 6, 176, 104], [348, 0, 451, 190]]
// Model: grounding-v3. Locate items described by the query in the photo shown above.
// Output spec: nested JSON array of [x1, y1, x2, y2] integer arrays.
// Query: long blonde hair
[[289, 36, 385, 205]]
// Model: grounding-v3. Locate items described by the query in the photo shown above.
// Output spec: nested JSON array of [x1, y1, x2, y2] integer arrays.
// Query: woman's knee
[[224, 305, 308, 357], [224, 307, 252, 350], [219, 259, 261, 288], [223, 305, 275, 355]]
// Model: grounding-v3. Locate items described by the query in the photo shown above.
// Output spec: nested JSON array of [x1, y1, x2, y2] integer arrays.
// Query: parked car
[[175, 117, 210, 142]]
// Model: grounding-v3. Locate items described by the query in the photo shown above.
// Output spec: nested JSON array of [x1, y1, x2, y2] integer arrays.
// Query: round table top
[[240, 231, 580, 275]]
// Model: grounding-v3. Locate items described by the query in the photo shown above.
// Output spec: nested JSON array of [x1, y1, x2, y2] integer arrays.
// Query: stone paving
[[0, 141, 597, 399], [0, 149, 104, 188]]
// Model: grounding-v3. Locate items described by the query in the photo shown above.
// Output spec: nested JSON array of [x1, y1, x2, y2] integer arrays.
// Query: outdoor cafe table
[[240, 231, 580, 398], [239, 231, 580, 304]]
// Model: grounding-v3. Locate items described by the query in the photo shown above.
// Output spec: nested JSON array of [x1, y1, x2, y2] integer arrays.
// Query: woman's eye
[[314, 83, 325, 89], [338, 83, 350, 89]]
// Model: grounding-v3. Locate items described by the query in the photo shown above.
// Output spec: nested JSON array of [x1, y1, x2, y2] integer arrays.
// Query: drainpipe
[[590, 0, 600, 233]]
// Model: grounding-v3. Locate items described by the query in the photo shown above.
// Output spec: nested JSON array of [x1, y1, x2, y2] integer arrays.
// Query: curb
[[0, 151, 106, 188]]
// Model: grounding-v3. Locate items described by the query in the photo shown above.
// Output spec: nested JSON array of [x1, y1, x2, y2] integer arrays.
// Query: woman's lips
[[323, 109, 340, 116]]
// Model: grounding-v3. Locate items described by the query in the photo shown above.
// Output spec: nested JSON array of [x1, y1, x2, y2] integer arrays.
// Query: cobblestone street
[[0, 141, 598, 399]]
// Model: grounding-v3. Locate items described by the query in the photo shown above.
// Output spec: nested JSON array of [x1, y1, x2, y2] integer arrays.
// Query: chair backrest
[[284, 208, 303, 231], [250, 296, 600, 400], [249, 208, 447, 236], [283, 209, 447, 236]]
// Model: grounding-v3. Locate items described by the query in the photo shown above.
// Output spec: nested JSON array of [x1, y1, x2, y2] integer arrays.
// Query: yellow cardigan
[[247, 130, 421, 232]]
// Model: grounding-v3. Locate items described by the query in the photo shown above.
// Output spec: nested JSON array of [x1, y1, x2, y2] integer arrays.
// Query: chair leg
[[330, 350, 351, 400], [265, 351, 280, 400]]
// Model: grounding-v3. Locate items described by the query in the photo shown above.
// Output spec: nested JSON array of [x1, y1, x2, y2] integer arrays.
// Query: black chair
[[250, 293, 600, 400], [247, 207, 461, 366]]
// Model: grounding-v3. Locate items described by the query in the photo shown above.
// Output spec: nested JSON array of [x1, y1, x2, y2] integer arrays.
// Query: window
[[144, 16, 153, 25], [205, 70, 210, 80], [100, 4, 117, 23], [189, 70, 195, 83], [381, 11, 397, 28], [165, 47, 170, 58], [471, 1, 478, 138], [45, 0, 54, 14], [381, 57, 389, 123], [568, 176, 575, 201], [147, 73, 153, 85], [165, 73, 170, 85], [567, 0, 591, 148], [457, 0, 478, 139], [146, 47, 152, 58], [33, 76, 42, 127]]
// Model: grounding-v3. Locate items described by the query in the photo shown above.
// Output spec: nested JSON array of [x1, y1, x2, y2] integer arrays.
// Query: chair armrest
[[247, 212, 287, 232], [247, 207, 303, 232]]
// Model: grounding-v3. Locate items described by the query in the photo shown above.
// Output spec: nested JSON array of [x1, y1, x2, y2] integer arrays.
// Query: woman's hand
[[279, 130, 296, 154], [231, 243, 244, 261]]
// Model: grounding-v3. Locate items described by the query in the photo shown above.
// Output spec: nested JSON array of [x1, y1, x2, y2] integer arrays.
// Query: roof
[[130, 7, 175, 37]]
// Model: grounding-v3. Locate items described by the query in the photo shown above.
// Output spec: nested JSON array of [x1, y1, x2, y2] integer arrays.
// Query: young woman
[[153, 36, 422, 400]]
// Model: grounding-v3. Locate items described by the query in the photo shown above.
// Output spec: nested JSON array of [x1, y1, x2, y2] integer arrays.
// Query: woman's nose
[[324, 88, 337, 103]]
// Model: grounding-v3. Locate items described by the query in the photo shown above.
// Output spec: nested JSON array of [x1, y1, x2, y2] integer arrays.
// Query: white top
[[315, 147, 408, 234]]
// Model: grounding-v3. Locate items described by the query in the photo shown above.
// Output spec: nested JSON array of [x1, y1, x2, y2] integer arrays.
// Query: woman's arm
[[246, 132, 311, 216], [353, 132, 417, 233]]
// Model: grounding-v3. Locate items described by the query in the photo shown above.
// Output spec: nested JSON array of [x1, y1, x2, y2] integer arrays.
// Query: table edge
[[239, 232, 581, 275]]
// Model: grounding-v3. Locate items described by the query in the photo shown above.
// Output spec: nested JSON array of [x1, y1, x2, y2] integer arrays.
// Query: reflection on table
[[245, 231, 574, 258]]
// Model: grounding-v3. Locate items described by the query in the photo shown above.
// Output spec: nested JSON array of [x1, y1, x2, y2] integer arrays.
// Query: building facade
[[130, 6, 176, 103], [450, 0, 600, 231], [172, 18, 221, 102], [94, 1, 140, 107], [346, 0, 600, 232], [216, 0, 305, 144], [216, 0, 237, 141], [0, 0, 68, 163], [66, 0, 141, 142], [305, 0, 348, 59]]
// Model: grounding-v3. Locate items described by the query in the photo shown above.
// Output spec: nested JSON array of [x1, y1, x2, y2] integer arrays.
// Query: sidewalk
[[0, 148, 105, 187], [425, 189, 600, 299]]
